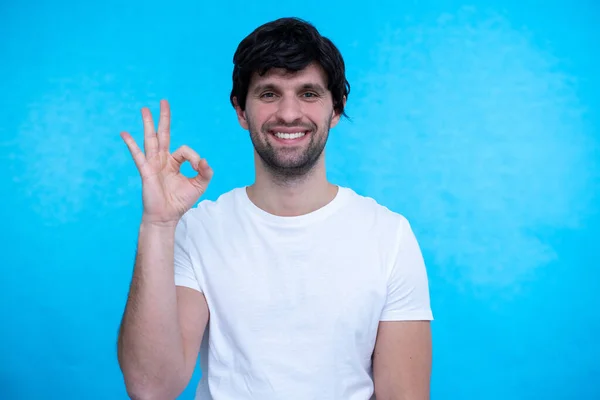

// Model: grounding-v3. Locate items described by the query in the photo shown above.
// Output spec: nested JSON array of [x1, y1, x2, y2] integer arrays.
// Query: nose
[[275, 95, 303, 123]]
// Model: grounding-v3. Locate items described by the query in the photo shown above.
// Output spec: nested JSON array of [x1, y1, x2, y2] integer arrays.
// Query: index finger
[[157, 99, 171, 152]]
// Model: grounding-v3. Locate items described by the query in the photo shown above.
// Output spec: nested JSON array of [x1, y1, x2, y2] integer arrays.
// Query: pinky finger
[[120, 131, 147, 174]]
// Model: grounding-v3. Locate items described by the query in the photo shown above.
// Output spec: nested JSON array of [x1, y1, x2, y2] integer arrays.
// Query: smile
[[268, 130, 311, 143], [274, 131, 306, 139]]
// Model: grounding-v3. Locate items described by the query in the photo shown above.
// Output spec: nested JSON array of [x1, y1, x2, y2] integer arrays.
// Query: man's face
[[235, 62, 342, 178]]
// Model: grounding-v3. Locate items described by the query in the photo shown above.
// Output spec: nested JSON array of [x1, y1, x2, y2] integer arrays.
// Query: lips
[[269, 129, 311, 143]]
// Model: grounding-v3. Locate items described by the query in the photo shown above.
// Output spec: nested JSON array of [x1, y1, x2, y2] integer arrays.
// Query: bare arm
[[117, 222, 209, 399], [372, 321, 432, 400], [116, 100, 213, 399]]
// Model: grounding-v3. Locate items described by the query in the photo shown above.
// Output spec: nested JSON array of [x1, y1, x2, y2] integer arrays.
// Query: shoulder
[[178, 187, 244, 229], [340, 187, 422, 276], [340, 186, 410, 235]]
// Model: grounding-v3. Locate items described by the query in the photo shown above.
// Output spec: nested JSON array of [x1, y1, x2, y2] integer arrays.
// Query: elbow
[[126, 389, 165, 400], [119, 362, 185, 400], [117, 342, 187, 399], [123, 378, 181, 400]]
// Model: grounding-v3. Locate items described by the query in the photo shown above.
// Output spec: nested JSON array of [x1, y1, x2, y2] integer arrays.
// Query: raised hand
[[121, 99, 213, 226]]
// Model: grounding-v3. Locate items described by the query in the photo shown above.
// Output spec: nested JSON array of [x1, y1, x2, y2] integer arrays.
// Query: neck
[[247, 155, 338, 217]]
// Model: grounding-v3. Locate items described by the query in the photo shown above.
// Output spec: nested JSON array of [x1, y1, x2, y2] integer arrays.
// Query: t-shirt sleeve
[[173, 212, 202, 293], [380, 216, 433, 321]]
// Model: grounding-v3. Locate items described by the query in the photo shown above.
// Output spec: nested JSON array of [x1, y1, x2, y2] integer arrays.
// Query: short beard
[[248, 116, 331, 184]]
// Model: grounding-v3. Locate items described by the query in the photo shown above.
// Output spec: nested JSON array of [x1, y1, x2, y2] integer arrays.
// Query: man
[[117, 17, 433, 400]]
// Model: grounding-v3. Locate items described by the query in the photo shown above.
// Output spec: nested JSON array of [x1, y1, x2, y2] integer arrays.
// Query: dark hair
[[230, 17, 350, 118]]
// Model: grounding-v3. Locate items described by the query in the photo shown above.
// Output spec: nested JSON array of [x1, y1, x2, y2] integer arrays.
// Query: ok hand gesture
[[121, 100, 213, 227]]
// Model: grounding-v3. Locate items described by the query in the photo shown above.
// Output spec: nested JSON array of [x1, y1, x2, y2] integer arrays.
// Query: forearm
[[117, 221, 185, 399]]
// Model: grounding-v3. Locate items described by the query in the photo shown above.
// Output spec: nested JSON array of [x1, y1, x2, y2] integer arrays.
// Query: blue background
[[1, 1, 598, 399]]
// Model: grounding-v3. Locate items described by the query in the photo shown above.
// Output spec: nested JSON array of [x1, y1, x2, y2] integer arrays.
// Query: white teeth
[[274, 132, 306, 139]]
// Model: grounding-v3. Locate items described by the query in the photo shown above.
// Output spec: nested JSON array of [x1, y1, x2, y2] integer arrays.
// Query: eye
[[302, 92, 318, 98], [260, 92, 276, 99]]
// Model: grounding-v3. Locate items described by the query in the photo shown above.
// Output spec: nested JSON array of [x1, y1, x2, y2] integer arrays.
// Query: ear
[[329, 95, 347, 129], [233, 97, 249, 130]]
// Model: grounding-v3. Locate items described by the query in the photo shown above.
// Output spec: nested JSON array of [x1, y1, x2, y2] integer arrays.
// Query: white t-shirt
[[174, 185, 433, 400]]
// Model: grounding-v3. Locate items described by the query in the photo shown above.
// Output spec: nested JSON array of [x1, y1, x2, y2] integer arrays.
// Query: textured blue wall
[[1, 1, 598, 399]]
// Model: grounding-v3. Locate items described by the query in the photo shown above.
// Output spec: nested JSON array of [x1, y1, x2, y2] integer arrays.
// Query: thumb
[[190, 158, 214, 189]]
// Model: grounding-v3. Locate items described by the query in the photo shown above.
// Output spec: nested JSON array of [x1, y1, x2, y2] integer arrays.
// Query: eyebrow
[[251, 82, 327, 95]]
